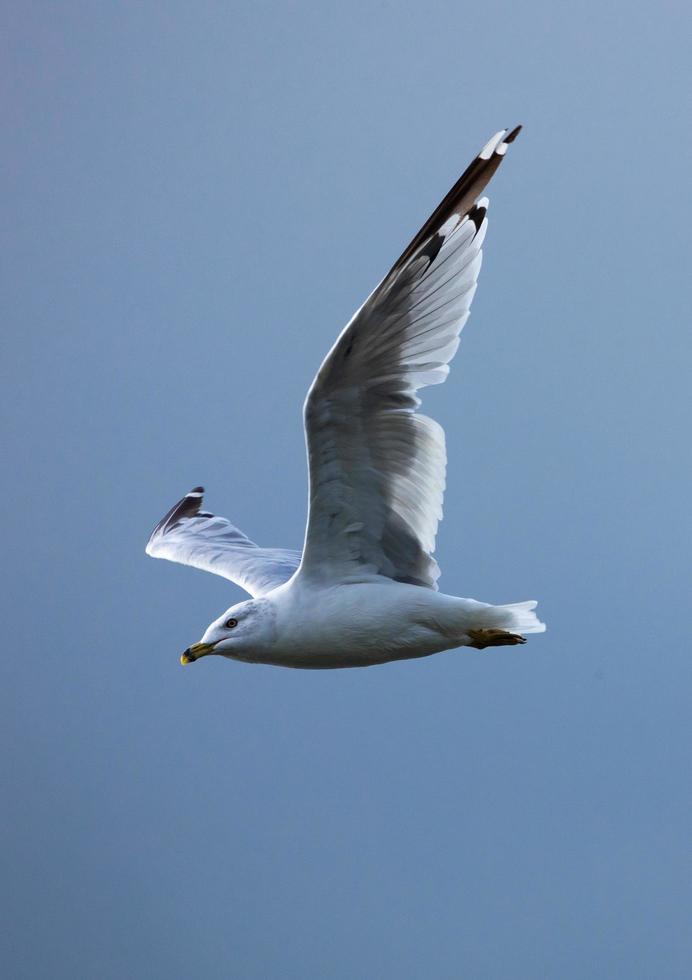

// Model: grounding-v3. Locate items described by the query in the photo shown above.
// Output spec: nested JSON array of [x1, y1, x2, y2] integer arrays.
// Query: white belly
[[238, 579, 485, 669]]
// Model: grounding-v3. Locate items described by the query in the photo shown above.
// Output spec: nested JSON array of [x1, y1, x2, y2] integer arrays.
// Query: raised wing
[[299, 127, 521, 590], [145, 487, 301, 597]]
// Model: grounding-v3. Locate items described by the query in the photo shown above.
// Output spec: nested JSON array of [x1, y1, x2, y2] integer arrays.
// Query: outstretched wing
[[145, 487, 301, 597], [299, 127, 521, 590]]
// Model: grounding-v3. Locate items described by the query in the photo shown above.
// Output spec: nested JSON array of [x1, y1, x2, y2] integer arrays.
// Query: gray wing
[[299, 127, 521, 590], [145, 487, 301, 597]]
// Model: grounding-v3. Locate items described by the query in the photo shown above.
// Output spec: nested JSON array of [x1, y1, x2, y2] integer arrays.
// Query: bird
[[146, 126, 545, 669]]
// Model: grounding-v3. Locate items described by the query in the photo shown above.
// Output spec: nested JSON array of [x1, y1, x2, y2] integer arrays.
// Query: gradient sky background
[[3, 2, 691, 977]]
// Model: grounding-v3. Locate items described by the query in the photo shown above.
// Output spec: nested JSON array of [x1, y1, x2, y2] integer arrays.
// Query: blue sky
[[3, 2, 691, 977]]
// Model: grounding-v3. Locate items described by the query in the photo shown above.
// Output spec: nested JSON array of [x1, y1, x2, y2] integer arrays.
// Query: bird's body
[[270, 581, 470, 669], [146, 126, 546, 669], [209, 581, 539, 669]]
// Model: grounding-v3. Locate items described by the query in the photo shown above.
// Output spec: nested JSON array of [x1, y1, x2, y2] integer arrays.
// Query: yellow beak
[[180, 641, 215, 665]]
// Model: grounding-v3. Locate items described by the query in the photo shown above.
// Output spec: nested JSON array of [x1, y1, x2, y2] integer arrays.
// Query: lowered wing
[[146, 487, 301, 597]]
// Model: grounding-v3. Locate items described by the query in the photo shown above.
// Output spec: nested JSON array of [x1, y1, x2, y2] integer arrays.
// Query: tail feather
[[488, 600, 546, 635]]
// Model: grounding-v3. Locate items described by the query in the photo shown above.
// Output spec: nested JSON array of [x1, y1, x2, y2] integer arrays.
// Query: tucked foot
[[467, 628, 527, 650]]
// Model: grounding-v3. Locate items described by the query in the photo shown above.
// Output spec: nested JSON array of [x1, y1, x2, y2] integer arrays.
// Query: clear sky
[[3, 1, 691, 977]]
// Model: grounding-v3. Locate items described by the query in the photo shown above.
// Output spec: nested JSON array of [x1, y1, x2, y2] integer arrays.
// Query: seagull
[[146, 126, 545, 669]]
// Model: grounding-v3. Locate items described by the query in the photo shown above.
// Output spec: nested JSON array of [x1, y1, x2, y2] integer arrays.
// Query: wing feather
[[298, 127, 521, 589], [146, 487, 300, 597]]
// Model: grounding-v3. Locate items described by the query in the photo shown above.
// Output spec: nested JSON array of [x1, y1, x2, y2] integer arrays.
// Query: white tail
[[489, 600, 546, 635]]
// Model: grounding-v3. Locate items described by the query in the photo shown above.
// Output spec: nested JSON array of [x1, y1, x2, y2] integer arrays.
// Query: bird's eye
[[225, 618, 238, 629]]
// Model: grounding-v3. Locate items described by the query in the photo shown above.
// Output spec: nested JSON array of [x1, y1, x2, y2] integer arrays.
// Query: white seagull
[[146, 126, 545, 669]]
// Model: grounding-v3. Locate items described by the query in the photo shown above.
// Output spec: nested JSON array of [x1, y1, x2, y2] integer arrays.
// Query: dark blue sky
[[3, 2, 691, 977]]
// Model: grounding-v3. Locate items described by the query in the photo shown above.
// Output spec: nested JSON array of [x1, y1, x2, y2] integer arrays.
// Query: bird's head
[[180, 598, 275, 665]]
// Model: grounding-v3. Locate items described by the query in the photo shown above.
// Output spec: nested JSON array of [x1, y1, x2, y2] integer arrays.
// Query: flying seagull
[[146, 126, 545, 668]]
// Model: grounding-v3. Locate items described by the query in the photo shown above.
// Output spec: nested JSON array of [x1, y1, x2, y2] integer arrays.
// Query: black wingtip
[[149, 486, 206, 542], [383, 125, 521, 281], [467, 203, 487, 232], [505, 124, 522, 144]]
